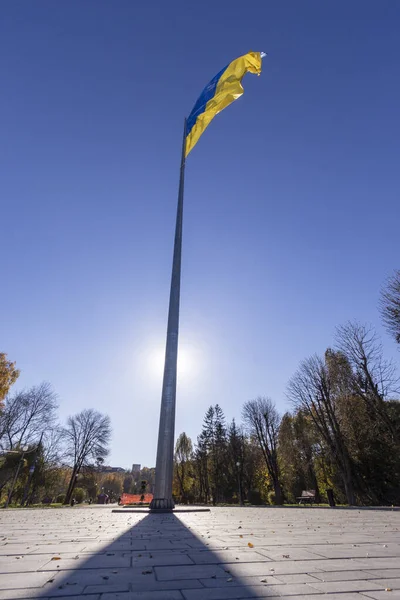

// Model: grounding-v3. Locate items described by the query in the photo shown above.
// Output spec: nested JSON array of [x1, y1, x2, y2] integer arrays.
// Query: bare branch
[[380, 270, 400, 345]]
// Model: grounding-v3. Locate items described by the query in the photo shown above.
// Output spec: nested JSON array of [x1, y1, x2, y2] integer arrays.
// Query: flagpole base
[[149, 497, 175, 512]]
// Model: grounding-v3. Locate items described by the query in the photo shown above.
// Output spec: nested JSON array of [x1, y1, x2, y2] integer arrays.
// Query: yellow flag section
[[185, 51, 263, 157]]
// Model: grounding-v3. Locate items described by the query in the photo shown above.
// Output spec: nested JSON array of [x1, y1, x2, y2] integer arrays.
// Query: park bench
[[297, 490, 316, 505]]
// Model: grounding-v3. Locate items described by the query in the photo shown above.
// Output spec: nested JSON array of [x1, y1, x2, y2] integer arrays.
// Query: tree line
[[0, 359, 112, 506], [173, 271, 400, 506], [1, 269, 399, 507]]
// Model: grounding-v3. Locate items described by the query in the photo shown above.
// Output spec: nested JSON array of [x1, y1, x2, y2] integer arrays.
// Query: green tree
[[101, 475, 123, 501], [174, 432, 193, 503], [123, 474, 134, 494], [278, 411, 321, 503], [193, 431, 209, 503], [227, 419, 246, 504], [73, 487, 85, 503], [201, 405, 228, 504]]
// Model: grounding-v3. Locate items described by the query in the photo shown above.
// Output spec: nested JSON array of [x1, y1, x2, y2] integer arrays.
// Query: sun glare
[[146, 343, 197, 380]]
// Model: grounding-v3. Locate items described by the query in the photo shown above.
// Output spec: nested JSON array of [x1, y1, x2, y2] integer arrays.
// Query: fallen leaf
[[239, 535, 243, 538], [51, 557, 61, 561], [248, 542, 254, 548], [385, 589, 392, 592]]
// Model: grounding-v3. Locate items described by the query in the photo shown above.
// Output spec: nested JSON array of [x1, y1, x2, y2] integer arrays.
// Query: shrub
[[248, 490, 262, 505], [73, 487, 85, 504]]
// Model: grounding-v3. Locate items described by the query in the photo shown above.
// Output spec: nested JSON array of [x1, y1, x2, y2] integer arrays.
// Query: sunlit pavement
[[1, 505, 400, 599]]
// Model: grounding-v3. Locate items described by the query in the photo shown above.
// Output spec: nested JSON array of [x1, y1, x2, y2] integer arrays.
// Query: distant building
[[99, 466, 125, 474], [131, 464, 141, 474]]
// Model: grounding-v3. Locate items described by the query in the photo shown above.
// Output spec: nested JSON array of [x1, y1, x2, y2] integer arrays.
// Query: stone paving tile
[[155, 564, 228, 580], [48, 567, 159, 587], [84, 579, 204, 594], [362, 594, 400, 600], [0, 572, 56, 591], [308, 579, 385, 593], [188, 550, 271, 564], [0, 556, 52, 573], [357, 557, 400, 569], [253, 548, 322, 561], [39, 555, 131, 570], [310, 569, 381, 581], [215, 560, 324, 577], [130, 553, 194, 567], [0, 506, 400, 599], [272, 573, 325, 584], [363, 578, 400, 590], [200, 575, 282, 588], [181, 586, 327, 599], [365, 569, 400, 578], [0, 547, 38, 557], [102, 592, 184, 600]]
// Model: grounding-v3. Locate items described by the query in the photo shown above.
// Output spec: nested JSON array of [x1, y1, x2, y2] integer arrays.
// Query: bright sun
[[147, 344, 196, 380]]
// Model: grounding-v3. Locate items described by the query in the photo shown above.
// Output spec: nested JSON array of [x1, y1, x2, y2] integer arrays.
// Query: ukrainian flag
[[185, 51, 263, 157]]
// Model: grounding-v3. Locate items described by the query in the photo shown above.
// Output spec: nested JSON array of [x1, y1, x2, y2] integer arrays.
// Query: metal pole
[[150, 120, 187, 512], [236, 461, 243, 506]]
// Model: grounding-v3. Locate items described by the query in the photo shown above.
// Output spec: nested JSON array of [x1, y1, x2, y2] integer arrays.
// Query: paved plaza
[[0, 506, 400, 600]]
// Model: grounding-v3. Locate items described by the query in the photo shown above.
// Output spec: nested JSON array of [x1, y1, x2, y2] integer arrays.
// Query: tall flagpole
[[150, 119, 187, 511]]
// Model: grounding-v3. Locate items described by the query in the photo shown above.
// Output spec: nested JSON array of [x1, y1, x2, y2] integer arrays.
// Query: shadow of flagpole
[[33, 509, 276, 599]]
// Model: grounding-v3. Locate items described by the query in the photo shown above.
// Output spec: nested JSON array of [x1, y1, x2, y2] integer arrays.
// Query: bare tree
[[242, 397, 284, 504], [287, 353, 357, 505], [0, 382, 58, 452], [62, 409, 111, 504], [380, 270, 400, 345], [335, 322, 399, 439]]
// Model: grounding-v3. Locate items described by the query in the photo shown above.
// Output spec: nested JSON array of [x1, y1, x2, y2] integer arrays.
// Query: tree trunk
[[273, 477, 284, 505], [64, 465, 78, 504]]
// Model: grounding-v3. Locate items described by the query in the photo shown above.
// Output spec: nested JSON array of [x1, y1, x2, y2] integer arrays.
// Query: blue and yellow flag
[[185, 51, 263, 157]]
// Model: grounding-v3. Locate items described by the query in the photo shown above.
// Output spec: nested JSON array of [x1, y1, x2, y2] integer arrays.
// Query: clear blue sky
[[1, 1, 399, 469]]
